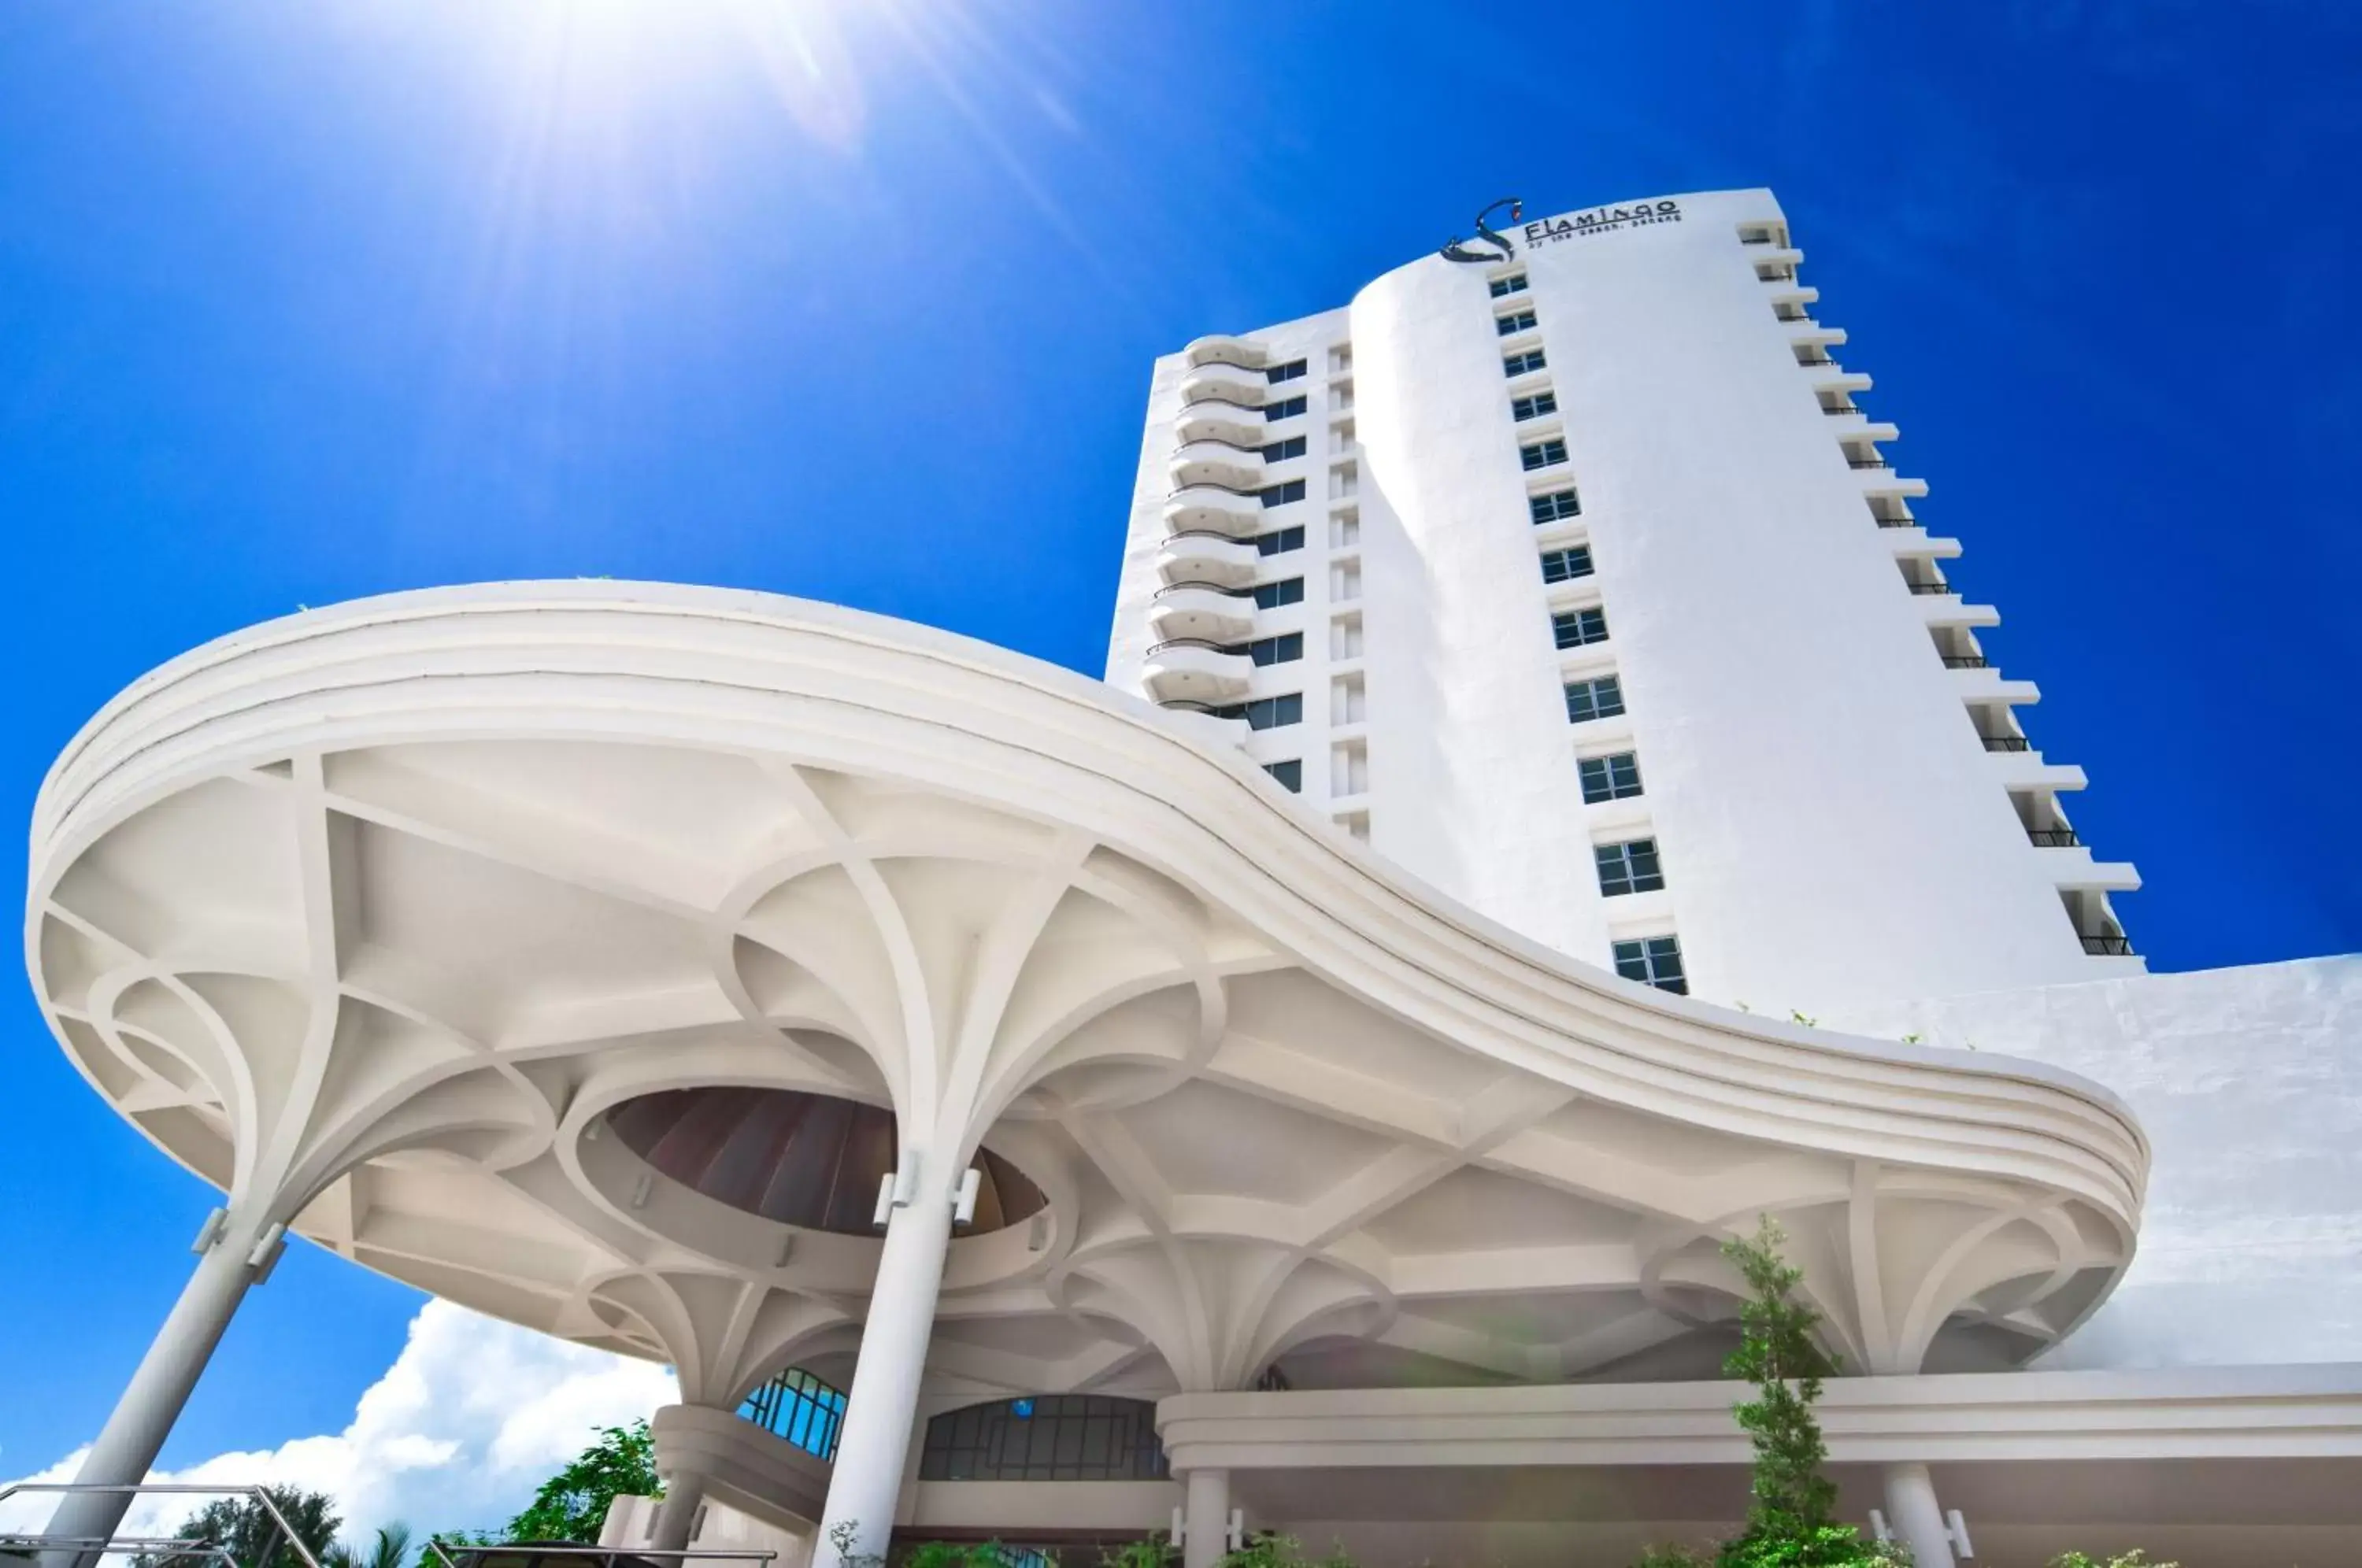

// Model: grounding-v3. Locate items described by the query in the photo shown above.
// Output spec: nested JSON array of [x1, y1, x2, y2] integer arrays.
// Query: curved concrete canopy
[[27, 582, 2147, 1404]]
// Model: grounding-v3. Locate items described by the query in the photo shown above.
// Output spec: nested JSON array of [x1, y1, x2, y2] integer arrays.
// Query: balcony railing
[[1163, 528, 1249, 546], [1153, 579, 1253, 599], [1145, 637, 1239, 657], [1875, 516, 1915, 528], [2027, 828, 2082, 848], [1907, 581, 1956, 595], [1849, 460, 1894, 470], [2081, 934, 2136, 956], [1823, 404, 1864, 416], [1942, 655, 1990, 668], [1796, 353, 1834, 366], [1741, 235, 1776, 245], [1981, 736, 2033, 753]]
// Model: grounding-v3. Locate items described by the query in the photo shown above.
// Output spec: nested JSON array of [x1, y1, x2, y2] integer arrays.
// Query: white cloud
[[2, 1301, 677, 1547]]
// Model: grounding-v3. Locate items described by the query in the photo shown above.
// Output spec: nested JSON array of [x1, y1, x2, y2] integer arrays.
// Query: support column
[[813, 1177, 954, 1568], [649, 1467, 709, 1553], [1181, 1468, 1231, 1568], [43, 1210, 276, 1568], [1879, 1461, 1957, 1568]]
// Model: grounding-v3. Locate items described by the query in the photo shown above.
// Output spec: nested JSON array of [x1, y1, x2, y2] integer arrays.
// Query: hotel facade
[[20, 191, 2361, 1568]]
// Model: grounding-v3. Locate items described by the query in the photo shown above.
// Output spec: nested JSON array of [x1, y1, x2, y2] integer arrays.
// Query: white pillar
[[650, 1466, 709, 1553], [813, 1180, 953, 1568], [1880, 1461, 1956, 1568], [43, 1211, 274, 1568], [1181, 1468, 1231, 1568]]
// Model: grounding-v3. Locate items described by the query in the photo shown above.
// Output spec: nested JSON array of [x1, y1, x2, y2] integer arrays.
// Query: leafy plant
[[1099, 1537, 1174, 1568], [151, 1488, 341, 1568], [325, 1523, 413, 1568], [498, 1421, 663, 1544], [2048, 1554, 2175, 1568], [826, 1519, 883, 1568]]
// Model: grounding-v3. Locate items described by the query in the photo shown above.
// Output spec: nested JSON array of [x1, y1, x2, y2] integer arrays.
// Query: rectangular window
[[1540, 545, 1594, 583], [1594, 838, 1666, 897], [1252, 578, 1305, 609], [1224, 631, 1303, 666], [1496, 309, 1538, 336], [1266, 359, 1308, 384], [1578, 752, 1644, 804], [1242, 693, 1302, 730], [1512, 392, 1559, 422], [1612, 935, 1687, 994], [1261, 435, 1307, 462], [1529, 488, 1582, 524], [1253, 525, 1305, 557], [1489, 274, 1529, 298], [1259, 479, 1307, 507], [1504, 349, 1548, 376], [1564, 675, 1625, 723], [1520, 438, 1568, 471], [1553, 607, 1609, 649], [1263, 760, 1303, 793], [1264, 395, 1307, 422]]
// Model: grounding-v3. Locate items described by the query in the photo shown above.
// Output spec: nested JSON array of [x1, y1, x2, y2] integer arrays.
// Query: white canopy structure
[[28, 583, 2149, 1567]]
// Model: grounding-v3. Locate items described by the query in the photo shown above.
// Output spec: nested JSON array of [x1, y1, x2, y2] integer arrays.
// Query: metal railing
[[1145, 638, 1246, 658], [423, 1544, 777, 1568], [1907, 581, 1957, 595], [1152, 579, 1255, 600], [1795, 353, 1834, 366], [0, 1484, 324, 1568], [1981, 736, 2034, 753], [1942, 655, 1990, 668], [2081, 934, 2136, 956], [1849, 460, 1894, 470], [1823, 404, 1866, 416], [2027, 829, 2083, 848], [1875, 516, 1916, 528], [1161, 528, 1251, 547]]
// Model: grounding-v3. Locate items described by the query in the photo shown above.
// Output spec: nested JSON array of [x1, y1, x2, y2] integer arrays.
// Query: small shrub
[[2048, 1553, 2175, 1568]]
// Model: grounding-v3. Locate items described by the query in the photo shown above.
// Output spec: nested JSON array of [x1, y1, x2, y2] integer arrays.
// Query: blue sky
[[2, 0, 2357, 1527]]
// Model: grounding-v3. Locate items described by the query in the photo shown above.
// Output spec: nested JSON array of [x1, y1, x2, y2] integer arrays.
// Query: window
[[1529, 488, 1582, 524], [1266, 359, 1308, 384], [1260, 479, 1306, 507], [1504, 349, 1548, 376], [1579, 751, 1644, 803], [1253, 525, 1305, 557], [1595, 838, 1666, 897], [919, 1395, 1169, 1482], [1252, 577, 1305, 609], [1512, 392, 1559, 422], [1520, 438, 1568, 471], [1489, 274, 1529, 298], [1263, 760, 1304, 793], [740, 1367, 848, 1461], [1613, 935, 1687, 994], [1261, 435, 1307, 462], [1553, 607, 1609, 649], [1564, 675, 1625, 723], [1496, 309, 1538, 336], [1224, 631, 1302, 666], [1205, 693, 1302, 730], [1264, 395, 1307, 422], [1540, 545, 1594, 583]]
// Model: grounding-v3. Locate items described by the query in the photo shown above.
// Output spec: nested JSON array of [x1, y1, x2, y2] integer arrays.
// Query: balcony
[[1982, 735, 2033, 753], [1805, 364, 1873, 395], [1861, 469, 1930, 501], [1162, 485, 1264, 537], [1157, 531, 1261, 587], [1920, 593, 2000, 631], [1169, 439, 1264, 490], [1184, 335, 1267, 372], [1143, 638, 1254, 704], [1886, 528, 1962, 561], [1179, 363, 1267, 405], [1175, 401, 1266, 446], [1790, 324, 1846, 355], [2081, 934, 2136, 956], [1147, 581, 1259, 642]]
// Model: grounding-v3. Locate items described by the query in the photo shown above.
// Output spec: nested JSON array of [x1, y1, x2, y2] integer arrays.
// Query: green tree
[[325, 1523, 413, 1568], [498, 1422, 663, 1544], [157, 1488, 342, 1568]]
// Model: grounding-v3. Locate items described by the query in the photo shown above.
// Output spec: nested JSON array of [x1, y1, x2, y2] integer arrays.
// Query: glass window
[[1564, 675, 1625, 723], [1504, 349, 1548, 376], [1224, 631, 1303, 666], [1266, 359, 1308, 384], [1253, 525, 1305, 557], [1264, 759, 1303, 793], [1260, 479, 1306, 507], [1251, 578, 1305, 609], [1553, 608, 1609, 649], [1529, 488, 1582, 524], [1512, 392, 1559, 422], [1261, 435, 1307, 461], [1613, 935, 1687, 994], [1579, 751, 1644, 803], [739, 1367, 849, 1461], [1496, 309, 1538, 336], [1489, 275, 1530, 298], [919, 1395, 1170, 1482], [1520, 438, 1568, 471], [1264, 395, 1308, 421], [1540, 546, 1594, 583], [1595, 838, 1666, 897]]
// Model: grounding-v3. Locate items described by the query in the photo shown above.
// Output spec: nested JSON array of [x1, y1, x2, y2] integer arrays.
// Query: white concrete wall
[[1823, 956, 2362, 1370]]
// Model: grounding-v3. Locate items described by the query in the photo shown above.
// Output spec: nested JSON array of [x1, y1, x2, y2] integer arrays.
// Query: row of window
[[1208, 693, 1302, 730], [1512, 391, 1557, 422], [1263, 435, 1306, 461], [1266, 358, 1307, 384], [1505, 348, 1547, 377], [1227, 631, 1303, 665], [1266, 394, 1307, 421], [1540, 545, 1593, 582], [1256, 524, 1305, 557], [1489, 272, 1528, 298], [1531, 488, 1581, 524], [1498, 308, 1538, 336], [1253, 576, 1304, 609], [1521, 436, 1568, 472], [1261, 479, 1307, 507]]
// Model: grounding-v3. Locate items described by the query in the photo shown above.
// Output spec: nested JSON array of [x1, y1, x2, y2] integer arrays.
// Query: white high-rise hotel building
[[17, 191, 2358, 1568], [1108, 187, 2133, 1016]]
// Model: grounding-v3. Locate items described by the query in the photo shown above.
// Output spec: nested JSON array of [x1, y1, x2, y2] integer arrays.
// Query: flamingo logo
[[1440, 198, 1523, 264]]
